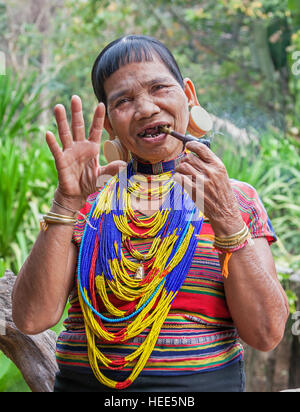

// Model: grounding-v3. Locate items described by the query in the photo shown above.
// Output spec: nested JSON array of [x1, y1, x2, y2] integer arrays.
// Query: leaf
[[0, 70, 43, 142]]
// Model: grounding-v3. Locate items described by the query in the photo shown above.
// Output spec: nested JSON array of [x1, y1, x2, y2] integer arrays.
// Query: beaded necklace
[[77, 160, 204, 389]]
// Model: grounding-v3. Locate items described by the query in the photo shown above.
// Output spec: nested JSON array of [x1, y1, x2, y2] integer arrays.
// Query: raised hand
[[46, 95, 126, 209]]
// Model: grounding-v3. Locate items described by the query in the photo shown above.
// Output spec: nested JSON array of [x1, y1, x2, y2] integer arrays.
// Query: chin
[[132, 141, 183, 164], [133, 150, 179, 164]]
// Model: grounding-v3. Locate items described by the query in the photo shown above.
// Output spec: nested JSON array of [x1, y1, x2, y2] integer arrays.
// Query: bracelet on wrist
[[52, 198, 78, 216], [214, 222, 248, 243], [212, 222, 253, 278], [40, 198, 97, 232], [40, 211, 77, 232]]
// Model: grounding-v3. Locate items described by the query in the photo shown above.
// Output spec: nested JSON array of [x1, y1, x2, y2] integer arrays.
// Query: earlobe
[[183, 78, 200, 107], [104, 115, 114, 140], [183, 78, 213, 138], [103, 115, 130, 163]]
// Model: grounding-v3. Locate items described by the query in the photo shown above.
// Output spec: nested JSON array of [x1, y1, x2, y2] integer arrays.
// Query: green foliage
[[0, 140, 33, 274], [0, 353, 30, 392], [0, 0, 300, 392], [0, 137, 57, 275], [0, 72, 43, 141]]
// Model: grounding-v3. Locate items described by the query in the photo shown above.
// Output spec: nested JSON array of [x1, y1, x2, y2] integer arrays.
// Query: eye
[[115, 97, 131, 108], [152, 84, 167, 92]]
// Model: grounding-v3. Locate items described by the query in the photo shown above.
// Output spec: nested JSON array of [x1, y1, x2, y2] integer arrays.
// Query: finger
[[174, 172, 193, 195], [175, 159, 208, 182], [174, 172, 205, 213], [96, 161, 127, 190], [96, 171, 114, 190], [45, 131, 63, 165], [54, 104, 73, 150], [101, 160, 127, 177], [71, 95, 85, 141], [178, 153, 211, 177], [89, 102, 105, 144], [185, 141, 215, 163]]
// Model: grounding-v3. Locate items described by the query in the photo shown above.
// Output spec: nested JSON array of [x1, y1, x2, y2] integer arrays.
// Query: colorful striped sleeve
[[230, 179, 277, 245]]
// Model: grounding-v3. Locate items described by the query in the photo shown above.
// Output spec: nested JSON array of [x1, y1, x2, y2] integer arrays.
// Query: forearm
[[209, 203, 289, 351], [174, 141, 289, 350], [221, 239, 289, 351], [12, 193, 80, 334]]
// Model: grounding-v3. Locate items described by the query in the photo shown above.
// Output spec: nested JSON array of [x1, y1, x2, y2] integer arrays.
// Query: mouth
[[137, 123, 170, 139]]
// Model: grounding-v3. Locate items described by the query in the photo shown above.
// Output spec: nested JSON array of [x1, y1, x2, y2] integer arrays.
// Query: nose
[[134, 95, 160, 121]]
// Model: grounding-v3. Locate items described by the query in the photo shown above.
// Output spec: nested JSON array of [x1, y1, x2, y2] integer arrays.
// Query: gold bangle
[[47, 211, 77, 221], [214, 232, 252, 252], [41, 212, 77, 231], [214, 222, 248, 242], [43, 216, 76, 224], [213, 223, 250, 250], [40, 217, 76, 232], [214, 230, 250, 247]]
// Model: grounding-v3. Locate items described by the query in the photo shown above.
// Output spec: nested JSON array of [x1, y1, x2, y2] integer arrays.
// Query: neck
[[131, 144, 184, 165], [131, 150, 186, 175]]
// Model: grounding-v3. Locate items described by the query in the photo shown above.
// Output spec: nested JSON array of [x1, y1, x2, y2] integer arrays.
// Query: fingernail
[[71, 95, 82, 104]]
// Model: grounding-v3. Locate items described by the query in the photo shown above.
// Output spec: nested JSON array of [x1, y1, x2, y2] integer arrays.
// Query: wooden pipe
[[159, 126, 211, 148]]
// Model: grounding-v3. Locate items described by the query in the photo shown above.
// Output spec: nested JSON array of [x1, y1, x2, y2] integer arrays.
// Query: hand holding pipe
[[159, 126, 211, 149]]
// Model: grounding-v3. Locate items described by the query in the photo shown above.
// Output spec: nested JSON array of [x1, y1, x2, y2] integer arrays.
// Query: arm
[[221, 237, 289, 351], [12, 96, 126, 335], [12, 210, 78, 335], [174, 141, 289, 351]]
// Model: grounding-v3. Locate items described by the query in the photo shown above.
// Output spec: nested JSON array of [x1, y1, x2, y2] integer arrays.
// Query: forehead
[[104, 59, 177, 102]]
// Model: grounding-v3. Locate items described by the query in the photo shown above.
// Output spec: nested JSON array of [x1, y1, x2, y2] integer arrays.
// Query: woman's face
[[104, 56, 194, 163]]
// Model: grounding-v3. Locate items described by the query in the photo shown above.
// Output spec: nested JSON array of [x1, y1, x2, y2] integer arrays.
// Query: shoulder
[[229, 179, 277, 244], [230, 178, 258, 198], [230, 178, 265, 214]]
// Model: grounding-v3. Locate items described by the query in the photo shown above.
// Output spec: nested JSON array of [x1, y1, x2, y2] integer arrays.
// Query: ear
[[183, 78, 200, 107], [104, 115, 115, 140]]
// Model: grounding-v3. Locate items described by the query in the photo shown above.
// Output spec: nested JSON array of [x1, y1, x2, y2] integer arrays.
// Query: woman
[[12, 35, 289, 392]]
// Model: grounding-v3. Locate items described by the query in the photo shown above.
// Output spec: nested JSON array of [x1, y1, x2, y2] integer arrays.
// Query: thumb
[[96, 161, 127, 190], [101, 160, 127, 177]]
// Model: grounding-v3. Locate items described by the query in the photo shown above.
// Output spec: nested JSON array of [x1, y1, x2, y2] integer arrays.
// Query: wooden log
[[0, 270, 58, 392]]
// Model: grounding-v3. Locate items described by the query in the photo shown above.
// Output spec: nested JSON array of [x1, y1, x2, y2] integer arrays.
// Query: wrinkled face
[[104, 57, 191, 163]]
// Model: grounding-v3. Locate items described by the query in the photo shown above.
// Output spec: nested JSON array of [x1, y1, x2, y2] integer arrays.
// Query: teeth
[[138, 125, 168, 138]]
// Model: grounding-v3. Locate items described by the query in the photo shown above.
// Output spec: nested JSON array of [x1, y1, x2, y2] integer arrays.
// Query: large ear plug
[[187, 105, 213, 138], [103, 138, 130, 163]]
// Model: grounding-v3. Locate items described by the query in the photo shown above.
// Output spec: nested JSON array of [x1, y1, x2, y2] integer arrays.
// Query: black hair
[[91, 35, 184, 106]]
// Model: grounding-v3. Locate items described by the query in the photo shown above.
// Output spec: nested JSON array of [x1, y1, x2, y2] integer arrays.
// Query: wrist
[[210, 214, 244, 237], [54, 188, 86, 213]]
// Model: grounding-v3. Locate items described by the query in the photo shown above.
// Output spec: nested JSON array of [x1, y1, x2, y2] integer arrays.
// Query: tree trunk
[[0, 270, 58, 392], [252, 20, 276, 84]]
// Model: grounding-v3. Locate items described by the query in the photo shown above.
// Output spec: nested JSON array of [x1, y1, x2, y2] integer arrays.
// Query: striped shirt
[[56, 179, 276, 376]]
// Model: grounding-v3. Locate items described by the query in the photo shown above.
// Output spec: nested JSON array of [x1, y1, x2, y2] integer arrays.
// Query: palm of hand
[[46, 96, 126, 203]]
